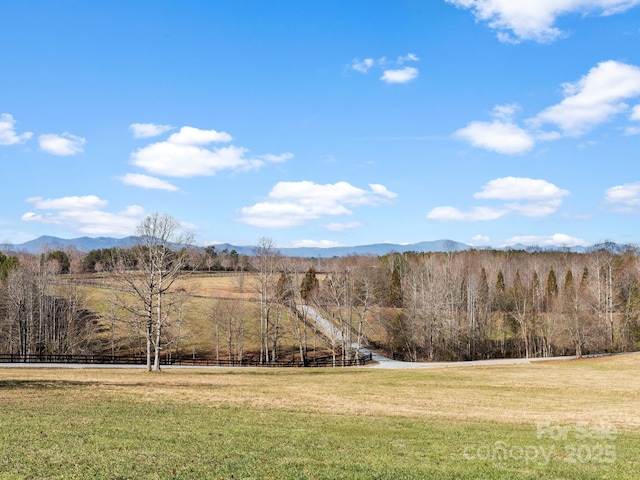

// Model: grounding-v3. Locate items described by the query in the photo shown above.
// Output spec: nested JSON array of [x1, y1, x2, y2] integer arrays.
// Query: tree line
[[373, 247, 639, 361], [0, 251, 98, 358], [185, 241, 640, 364], [1, 218, 639, 366]]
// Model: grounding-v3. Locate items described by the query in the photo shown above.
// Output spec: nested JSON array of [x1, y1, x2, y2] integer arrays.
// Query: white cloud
[[628, 105, 640, 133], [563, 212, 594, 221], [397, 53, 419, 64], [369, 183, 398, 198], [0, 113, 33, 145], [167, 126, 232, 145], [352, 58, 375, 73], [501, 234, 590, 248], [605, 181, 640, 210], [22, 195, 145, 236], [130, 123, 174, 139], [352, 53, 419, 84], [238, 181, 397, 228], [258, 152, 295, 163], [239, 201, 330, 228], [132, 143, 257, 177], [456, 61, 640, 153], [470, 234, 491, 245], [285, 239, 346, 248], [27, 195, 107, 210], [130, 125, 291, 177], [325, 221, 363, 232], [474, 176, 569, 201], [455, 115, 534, 154], [120, 173, 179, 191], [445, 0, 640, 43], [266, 181, 395, 205], [535, 130, 563, 141], [427, 205, 508, 221], [38, 133, 85, 156], [531, 61, 640, 136], [428, 177, 568, 221], [505, 199, 564, 217], [381, 67, 419, 84], [492, 103, 520, 120]]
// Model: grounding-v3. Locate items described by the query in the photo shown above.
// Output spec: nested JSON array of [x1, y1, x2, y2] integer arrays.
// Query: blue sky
[[2, 0, 640, 249]]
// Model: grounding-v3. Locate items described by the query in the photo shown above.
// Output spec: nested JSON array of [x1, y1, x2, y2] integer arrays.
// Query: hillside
[[2, 236, 472, 256], [3, 235, 628, 256]]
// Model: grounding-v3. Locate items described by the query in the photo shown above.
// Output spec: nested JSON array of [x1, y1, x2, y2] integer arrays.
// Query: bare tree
[[350, 264, 378, 363], [587, 247, 616, 346], [508, 270, 533, 359], [252, 237, 280, 364], [209, 297, 245, 362], [110, 213, 195, 371], [1, 253, 95, 358]]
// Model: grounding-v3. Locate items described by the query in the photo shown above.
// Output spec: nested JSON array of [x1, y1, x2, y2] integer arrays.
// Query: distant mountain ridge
[[0, 236, 472, 256], [210, 240, 472, 257], [0, 235, 633, 257], [1, 235, 141, 254]]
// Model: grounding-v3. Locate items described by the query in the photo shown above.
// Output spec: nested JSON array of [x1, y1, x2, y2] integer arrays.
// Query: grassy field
[[1, 354, 639, 479], [82, 272, 307, 359]]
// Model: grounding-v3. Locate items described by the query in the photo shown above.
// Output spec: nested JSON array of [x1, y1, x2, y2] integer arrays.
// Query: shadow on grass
[[0, 380, 147, 390]]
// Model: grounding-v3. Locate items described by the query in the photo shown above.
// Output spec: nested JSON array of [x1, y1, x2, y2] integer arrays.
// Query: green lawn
[[0, 355, 639, 479]]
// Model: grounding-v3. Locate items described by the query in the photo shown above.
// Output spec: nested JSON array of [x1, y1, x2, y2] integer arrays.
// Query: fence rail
[[0, 353, 373, 368]]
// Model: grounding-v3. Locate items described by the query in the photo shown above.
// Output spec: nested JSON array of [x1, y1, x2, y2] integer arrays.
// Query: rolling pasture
[[1, 353, 639, 479]]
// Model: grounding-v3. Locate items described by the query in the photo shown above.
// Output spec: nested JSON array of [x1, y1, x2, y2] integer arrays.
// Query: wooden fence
[[0, 353, 373, 367]]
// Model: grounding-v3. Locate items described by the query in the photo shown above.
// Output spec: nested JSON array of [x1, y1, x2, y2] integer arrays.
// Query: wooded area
[[1, 226, 639, 364]]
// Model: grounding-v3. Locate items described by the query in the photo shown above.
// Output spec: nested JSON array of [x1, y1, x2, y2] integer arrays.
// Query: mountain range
[[0, 235, 633, 257]]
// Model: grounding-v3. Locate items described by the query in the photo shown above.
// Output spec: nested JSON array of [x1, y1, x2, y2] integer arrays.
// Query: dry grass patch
[[186, 273, 256, 300], [2, 354, 639, 428], [1, 355, 640, 479]]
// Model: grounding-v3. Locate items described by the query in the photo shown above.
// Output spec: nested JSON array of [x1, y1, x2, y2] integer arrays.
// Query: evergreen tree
[[388, 265, 403, 307], [0, 252, 19, 280], [44, 250, 70, 274], [544, 268, 558, 311], [300, 266, 319, 302]]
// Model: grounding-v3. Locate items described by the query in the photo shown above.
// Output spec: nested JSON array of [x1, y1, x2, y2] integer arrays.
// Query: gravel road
[[1, 306, 616, 370], [302, 305, 586, 369]]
